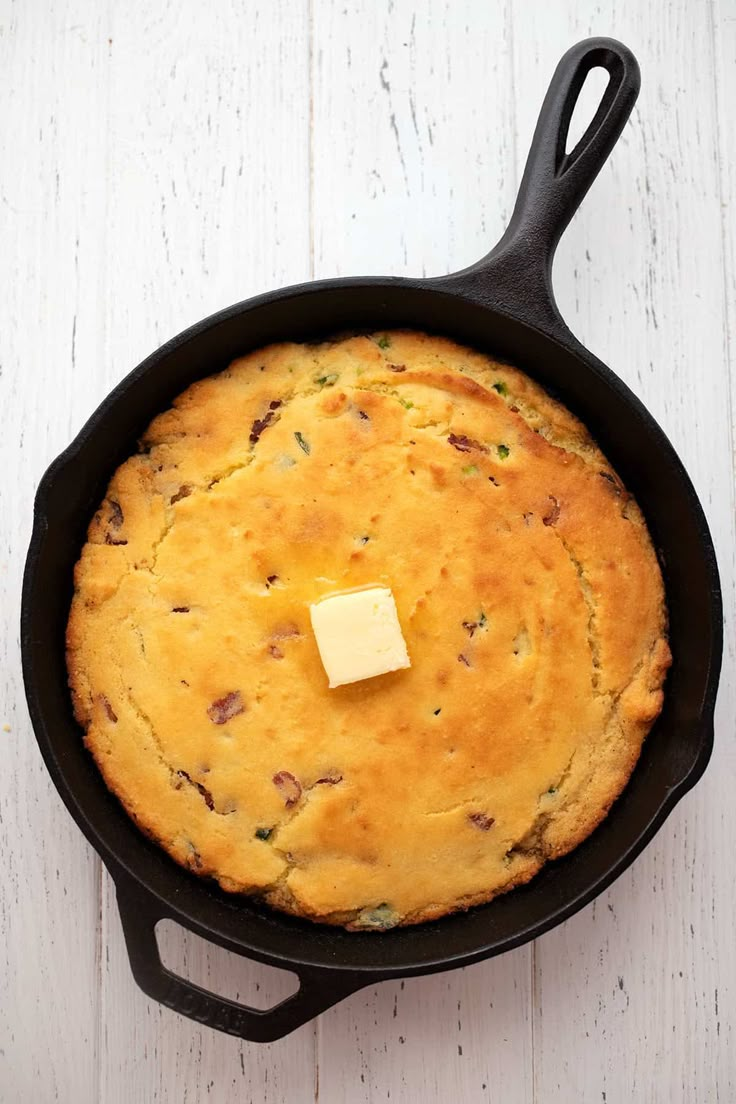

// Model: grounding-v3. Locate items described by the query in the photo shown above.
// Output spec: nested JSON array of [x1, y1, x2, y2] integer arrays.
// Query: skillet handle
[[439, 37, 640, 340], [113, 871, 366, 1042]]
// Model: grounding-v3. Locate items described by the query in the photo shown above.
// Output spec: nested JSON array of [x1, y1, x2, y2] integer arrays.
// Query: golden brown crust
[[67, 330, 670, 929]]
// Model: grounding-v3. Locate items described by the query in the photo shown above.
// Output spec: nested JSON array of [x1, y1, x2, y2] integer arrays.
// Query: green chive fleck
[[479, 610, 487, 628], [461, 464, 479, 476], [294, 431, 310, 454], [376, 334, 391, 349], [493, 381, 508, 396], [255, 827, 273, 841], [356, 903, 399, 929], [314, 373, 339, 387], [497, 443, 510, 460], [399, 397, 414, 410]]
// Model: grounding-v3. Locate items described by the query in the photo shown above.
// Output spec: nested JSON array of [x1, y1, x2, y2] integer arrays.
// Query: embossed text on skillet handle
[[113, 870, 367, 1043]]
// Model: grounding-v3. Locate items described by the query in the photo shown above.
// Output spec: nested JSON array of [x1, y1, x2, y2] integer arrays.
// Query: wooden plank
[[317, 953, 533, 1104], [511, 5, 736, 1101], [95, 1, 315, 1099], [311, 0, 517, 282], [714, 0, 736, 500], [0, 2, 114, 1101], [4, 1, 735, 1100], [99, 898, 316, 1103], [311, 3, 534, 1100]]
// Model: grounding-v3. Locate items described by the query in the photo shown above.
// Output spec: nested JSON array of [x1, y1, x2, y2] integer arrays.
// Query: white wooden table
[[2, 2, 734, 1100]]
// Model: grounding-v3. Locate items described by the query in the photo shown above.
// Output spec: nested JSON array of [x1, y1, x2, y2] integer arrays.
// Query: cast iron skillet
[[22, 37, 722, 1042]]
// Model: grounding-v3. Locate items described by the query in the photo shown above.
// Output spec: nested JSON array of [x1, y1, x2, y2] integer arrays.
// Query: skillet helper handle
[[114, 873, 366, 1042], [444, 37, 641, 338]]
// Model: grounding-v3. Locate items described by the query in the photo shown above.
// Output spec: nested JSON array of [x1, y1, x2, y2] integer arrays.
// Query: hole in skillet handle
[[113, 871, 367, 1041], [435, 37, 641, 341], [156, 919, 300, 1009], [565, 66, 611, 155]]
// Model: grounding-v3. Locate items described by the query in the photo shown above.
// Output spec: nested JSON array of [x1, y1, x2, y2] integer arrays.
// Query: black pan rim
[[21, 274, 723, 978], [18, 37, 725, 1038]]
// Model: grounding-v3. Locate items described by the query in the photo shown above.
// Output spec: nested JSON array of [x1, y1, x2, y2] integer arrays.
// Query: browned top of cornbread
[[67, 331, 670, 929]]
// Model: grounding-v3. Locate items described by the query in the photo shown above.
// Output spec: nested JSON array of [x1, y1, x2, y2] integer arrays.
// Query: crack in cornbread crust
[[67, 331, 670, 929]]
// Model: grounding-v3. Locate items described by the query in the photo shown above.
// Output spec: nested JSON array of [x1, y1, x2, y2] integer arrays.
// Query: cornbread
[[66, 331, 670, 929]]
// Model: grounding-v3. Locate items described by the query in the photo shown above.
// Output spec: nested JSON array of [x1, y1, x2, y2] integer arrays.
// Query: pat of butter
[[310, 587, 411, 688]]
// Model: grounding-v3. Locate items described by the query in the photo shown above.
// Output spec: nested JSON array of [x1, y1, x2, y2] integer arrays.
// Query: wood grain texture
[[512, 4, 736, 1101], [316, 954, 533, 1104], [0, 3, 108, 1101], [311, 0, 516, 281], [1, 0, 734, 1101]]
